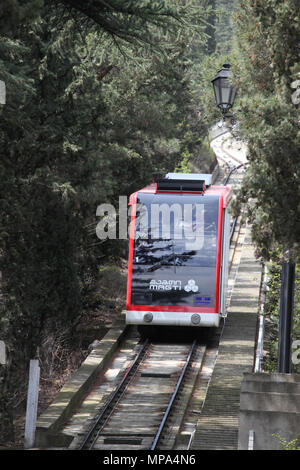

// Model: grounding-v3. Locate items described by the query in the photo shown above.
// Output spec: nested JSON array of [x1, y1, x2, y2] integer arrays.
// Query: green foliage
[[273, 434, 300, 450], [0, 0, 43, 35], [47, 0, 209, 55], [262, 263, 281, 372], [262, 263, 300, 373], [0, 0, 211, 444], [234, 1, 300, 382], [232, 0, 300, 262], [214, 0, 238, 54]]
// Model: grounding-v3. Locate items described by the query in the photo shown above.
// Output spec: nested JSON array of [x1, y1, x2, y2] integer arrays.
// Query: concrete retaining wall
[[238, 372, 300, 450], [35, 313, 127, 448]]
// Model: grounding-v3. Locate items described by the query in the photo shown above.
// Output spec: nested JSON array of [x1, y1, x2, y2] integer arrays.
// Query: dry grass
[[2, 262, 128, 449]]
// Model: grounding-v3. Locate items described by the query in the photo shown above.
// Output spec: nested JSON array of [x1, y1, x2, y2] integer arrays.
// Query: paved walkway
[[191, 223, 262, 450]]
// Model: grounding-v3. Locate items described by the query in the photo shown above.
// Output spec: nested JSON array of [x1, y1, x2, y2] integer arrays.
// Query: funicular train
[[125, 173, 232, 332]]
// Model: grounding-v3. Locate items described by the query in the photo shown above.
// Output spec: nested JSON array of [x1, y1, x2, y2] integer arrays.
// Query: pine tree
[[232, 0, 300, 262], [0, 0, 210, 444]]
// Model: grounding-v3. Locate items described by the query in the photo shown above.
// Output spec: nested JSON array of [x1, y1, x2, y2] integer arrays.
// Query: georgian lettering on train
[[149, 279, 199, 292], [149, 279, 182, 291]]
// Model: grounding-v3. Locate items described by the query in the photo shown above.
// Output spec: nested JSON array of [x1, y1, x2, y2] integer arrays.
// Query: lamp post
[[211, 62, 237, 121]]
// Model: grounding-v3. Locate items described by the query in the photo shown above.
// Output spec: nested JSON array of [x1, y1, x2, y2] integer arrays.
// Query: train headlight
[[191, 314, 201, 325], [144, 312, 153, 323]]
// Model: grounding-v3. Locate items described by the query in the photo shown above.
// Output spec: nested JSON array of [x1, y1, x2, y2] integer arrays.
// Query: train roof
[[129, 173, 232, 208], [165, 172, 213, 185]]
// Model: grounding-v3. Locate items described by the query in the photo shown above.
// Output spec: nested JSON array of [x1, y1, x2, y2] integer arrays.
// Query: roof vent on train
[[165, 173, 212, 186], [155, 172, 212, 193], [156, 178, 205, 193]]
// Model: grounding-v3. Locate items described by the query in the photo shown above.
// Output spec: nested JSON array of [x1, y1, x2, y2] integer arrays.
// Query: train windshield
[[130, 192, 220, 308], [133, 193, 219, 269]]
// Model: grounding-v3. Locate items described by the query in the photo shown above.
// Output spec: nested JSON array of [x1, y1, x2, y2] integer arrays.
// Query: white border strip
[[126, 310, 220, 327]]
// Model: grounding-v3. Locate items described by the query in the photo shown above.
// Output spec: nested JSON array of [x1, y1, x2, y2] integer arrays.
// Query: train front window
[[133, 193, 219, 269]]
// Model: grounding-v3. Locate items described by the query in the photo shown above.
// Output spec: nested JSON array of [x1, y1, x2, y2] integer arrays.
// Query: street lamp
[[211, 62, 237, 118]]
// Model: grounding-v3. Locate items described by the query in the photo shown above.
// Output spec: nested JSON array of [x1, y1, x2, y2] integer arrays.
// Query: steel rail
[[223, 163, 245, 245], [151, 339, 197, 450], [209, 128, 231, 142], [220, 135, 246, 166], [223, 162, 246, 186], [78, 338, 150, 450]]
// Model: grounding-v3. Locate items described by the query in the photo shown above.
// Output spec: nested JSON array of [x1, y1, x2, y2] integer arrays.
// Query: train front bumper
[[126, 310, 220, 327]]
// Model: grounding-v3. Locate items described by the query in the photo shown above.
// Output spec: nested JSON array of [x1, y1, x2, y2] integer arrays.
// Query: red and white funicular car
[[126, 173, 232, 330]]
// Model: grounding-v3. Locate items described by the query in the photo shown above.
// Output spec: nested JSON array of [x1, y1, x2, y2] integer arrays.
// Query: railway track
[[72, 337, 206, 450], [211, 130, 248, 185]]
